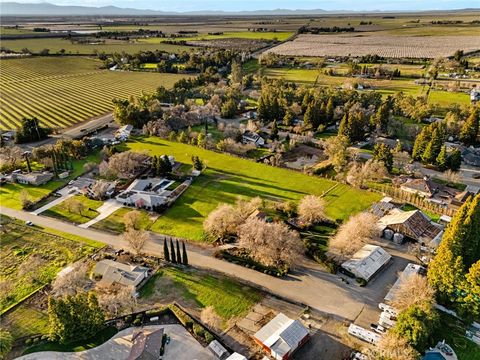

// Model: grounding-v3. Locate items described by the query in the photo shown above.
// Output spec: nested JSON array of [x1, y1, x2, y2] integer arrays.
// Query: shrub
[[204, 331, 215, 343], [170, 305, 193, 329], [193, 323, 205, 338], [124, 315, 132, 323], [133, 319, 142, 326], [25, 338, 32, 346], [33, 338, 39, 344]]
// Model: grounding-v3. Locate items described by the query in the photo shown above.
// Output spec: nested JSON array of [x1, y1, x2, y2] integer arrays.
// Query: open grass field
[[139, 31, 294, 43], [123, 137, 380, 241], [0, 57, 190, 130], [0, 152, 101, 210], [43, 195, 103, 224], [267, 34, 480, 59], [0, 304, 49, 339], [262, 68, 470, 107], [140, 267, 261, 323], [0, 219, 99, 313], [0, 37, 193, 55], [91, 207, 154, 233]]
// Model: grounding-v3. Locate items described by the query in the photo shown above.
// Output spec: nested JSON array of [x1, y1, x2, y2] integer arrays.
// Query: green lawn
[[43, 195, 103, 224], [0, 304, 49, 339], [141, 267, 261, 321], [91, 207, 154, 233], [124, 137, 380, 241]]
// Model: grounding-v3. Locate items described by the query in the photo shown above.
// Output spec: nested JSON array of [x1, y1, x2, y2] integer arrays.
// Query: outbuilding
[[341, 244, 391, 282]]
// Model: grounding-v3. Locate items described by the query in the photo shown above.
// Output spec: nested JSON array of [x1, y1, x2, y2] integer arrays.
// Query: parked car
[[25, 221, 34, 226]]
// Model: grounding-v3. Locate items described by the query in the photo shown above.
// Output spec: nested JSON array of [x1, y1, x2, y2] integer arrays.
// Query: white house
[[93, 259, 149, 289], [242, 130, 265, 147]]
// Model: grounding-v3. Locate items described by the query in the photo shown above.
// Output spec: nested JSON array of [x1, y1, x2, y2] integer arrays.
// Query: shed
[[208, 340, 229, 360], [341, 244, 391, 282], [254, 313, 309, 360]]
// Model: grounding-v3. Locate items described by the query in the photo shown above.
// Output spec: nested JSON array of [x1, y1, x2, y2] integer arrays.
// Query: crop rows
[[267, 34, 480, 59], [0, 57, 188, 130]]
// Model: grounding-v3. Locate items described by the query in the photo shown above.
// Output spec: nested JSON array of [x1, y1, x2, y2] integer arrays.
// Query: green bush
[[204, 331, 214, 343], [40, 335, 49, 341], [169, 305, 193, 329], [192, 323, 205, 338], [124, 315, 132, 323], [25, 338, 32, 345], [133, 319, 142, 326], [32, 338, 39, 344]]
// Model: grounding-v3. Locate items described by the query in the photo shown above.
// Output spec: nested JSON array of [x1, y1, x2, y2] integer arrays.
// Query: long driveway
[[0, 206, 410, 323]]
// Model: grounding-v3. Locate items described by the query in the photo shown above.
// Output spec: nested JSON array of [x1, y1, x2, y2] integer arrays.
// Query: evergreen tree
[[338, 112, 350, 139], [462, 194, 480, 268], [412, 128, 430, 161], [182, 242, 189, 266], [372, 103, 390, 132], [421, 127, 444, 164], [446, 148, 462, 171], [176, 240, 182, 264], [163, 238, 170, 262], [459, 260, 480, 320], [373, 143, 393, 171], [0, 329, 13, 358], [326, 97, 335, 123], [436, 145, 448, 171], [170, 238, 176, 263], [459, 107, 479, 146], [283, 111, 294, 126]]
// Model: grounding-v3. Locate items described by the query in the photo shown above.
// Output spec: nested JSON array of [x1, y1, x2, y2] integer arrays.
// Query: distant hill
[[0, 2, 328, 16], [0, 2, 478, 16]]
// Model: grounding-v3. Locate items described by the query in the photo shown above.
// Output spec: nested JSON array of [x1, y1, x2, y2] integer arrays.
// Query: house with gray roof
[[93, 259, 149, 289], [128, 328, 164, 360]]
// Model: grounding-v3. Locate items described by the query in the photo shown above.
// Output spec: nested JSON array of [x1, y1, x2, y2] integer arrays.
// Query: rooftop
[[342, 244, 391, 281], [94, 259, 149, 288]]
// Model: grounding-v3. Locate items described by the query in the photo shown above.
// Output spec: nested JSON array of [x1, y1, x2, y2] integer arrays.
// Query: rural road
[[0, 206, 410, 325]]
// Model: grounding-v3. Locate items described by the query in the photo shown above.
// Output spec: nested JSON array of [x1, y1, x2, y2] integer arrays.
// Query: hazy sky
[[1, 0, 477, 11]]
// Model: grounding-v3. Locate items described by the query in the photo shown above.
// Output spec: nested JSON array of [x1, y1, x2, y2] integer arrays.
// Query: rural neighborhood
[[0, 2, 479, 360]]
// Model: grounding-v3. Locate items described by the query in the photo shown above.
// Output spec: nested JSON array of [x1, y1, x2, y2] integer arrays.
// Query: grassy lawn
[[43, 195, 103, 224], [91, 207, 154, 233], [434, 313, 480, 360], [23, 326, 118, 355], [124, 137, 380, 241], [400, 203, 441, 222], [0, 219, 100, 313], [0, 304, 49, 339], [140, 267, 261, 322]]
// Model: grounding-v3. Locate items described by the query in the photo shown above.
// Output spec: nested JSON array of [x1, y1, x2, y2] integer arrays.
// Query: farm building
[[341, 244, 391, 282], [378, 210, 443, 246], [253, 313, 309, 360], [128, 328, 164, 360], [384, 263, 426, 303], [370, 197, 397, 217], [226, 353, 248, 360], [93, 259, 149, 289]]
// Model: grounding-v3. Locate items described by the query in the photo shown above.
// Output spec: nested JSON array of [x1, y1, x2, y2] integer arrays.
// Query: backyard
[[123, 137, 380, 241], [43, 195, 103, 224], [140, 266, 262, 326]]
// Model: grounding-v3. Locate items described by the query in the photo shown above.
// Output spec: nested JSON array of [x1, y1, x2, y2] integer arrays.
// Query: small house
[[253, 313, 309, 360], [9, 171, 53, 186], [93, 259, 149, 289], [208, 340, 229, 360], [400, 178, 439, 198], [128, 328, 164, 360], [341, 244, 391, 282], [242, 130, 265, 147]]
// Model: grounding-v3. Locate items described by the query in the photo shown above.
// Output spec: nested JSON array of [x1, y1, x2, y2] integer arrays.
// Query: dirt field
[[267, 34, 480, 58]]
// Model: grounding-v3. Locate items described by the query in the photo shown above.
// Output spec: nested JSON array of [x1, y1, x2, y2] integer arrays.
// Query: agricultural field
[[140, 266, 262, 326], [0, 37, 193, 55], [139, 31, 294, 43], [123, 137, 380, 241], [0, 218, 100, 314], [267, 34, 480, 58], [0, 57, 191, 130], [262, 68, 470, 107]]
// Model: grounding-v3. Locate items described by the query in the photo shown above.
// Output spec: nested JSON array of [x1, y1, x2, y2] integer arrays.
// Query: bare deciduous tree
[[97, 284, 137, 317], [91, 180, 111, 200], [324, 135, 349, 172], [346, 159, 388, 188], [19, 189, 32, 209], [123, 210, 142, 230], [444, 169, 460, 185], [298, 195, 326, 226], [328, 212, 379, 262], [391, 273, 435, 312], [366, 331, 419, 360], [238, 218, 302, 268], [100, 151, 150, 179], [51, 262, 90, 297], [203, 204, 243, 241], [123, 229, 150, 255], [64, 197, 84, 216]]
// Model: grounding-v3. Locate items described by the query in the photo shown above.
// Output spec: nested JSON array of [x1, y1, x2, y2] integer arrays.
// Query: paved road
[[0, 206, 406, 323]]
